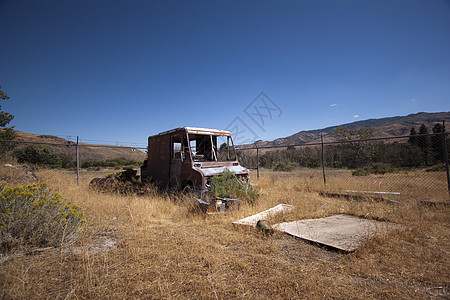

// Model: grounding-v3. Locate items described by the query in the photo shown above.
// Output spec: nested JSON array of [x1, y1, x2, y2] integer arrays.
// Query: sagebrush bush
[[426, 163, 447, 172], [105, 168, 139, 182], [209, 169, 259, 204], [273, 162, 297, 172], [352, 162, 396, 176], [13, 145, 73, 168], [0, 183, 85, 253]]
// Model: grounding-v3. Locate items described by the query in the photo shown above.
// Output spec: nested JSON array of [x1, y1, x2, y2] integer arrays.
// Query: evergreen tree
[[408, 127, 418, 146], [417, 124, 430, 165], [0, 85, 16, 156], [431, 123, 445, 163]]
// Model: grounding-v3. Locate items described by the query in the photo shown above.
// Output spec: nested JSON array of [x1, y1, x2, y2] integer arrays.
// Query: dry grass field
[[1, 168, 449, 299]]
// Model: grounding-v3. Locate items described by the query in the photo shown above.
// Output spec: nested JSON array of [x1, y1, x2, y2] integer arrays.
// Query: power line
[[18, 132, 147, 148], [17, 130, 147, 147], [79, 138, 147, 147], [0, 139, 147, 150]]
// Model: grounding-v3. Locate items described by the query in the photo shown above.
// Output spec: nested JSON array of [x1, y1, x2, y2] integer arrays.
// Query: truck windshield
[[188, 134, 237, 162]]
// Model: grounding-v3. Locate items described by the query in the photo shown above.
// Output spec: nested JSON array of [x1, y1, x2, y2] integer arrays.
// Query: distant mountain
[[13, 131, 147, 161], [245, 112, 450, 149]]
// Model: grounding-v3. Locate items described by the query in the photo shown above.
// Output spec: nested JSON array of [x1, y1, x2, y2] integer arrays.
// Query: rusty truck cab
[[143, 127, 249, 192]]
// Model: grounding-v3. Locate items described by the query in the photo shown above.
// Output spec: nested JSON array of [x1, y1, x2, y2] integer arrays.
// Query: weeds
[[0, 183, 85, 253], [0, 168, 448, 299], [273, 162, 297, 172], [426, 163, 447, 172], [209, 169, 259, 204], [352, 162, 396, 176], [105, 168, 139, 182]]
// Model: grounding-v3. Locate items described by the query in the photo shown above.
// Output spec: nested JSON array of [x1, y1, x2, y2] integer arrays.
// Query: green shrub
[[273, 162, 297, 172], [426, 163, 447, 172], [105, 168, 138, 182], [0, 183, 85, 253], [14, 145, 62, 167], [12, 145, 76, 169], [105, 172, 119, 178], [352, 168, 370, 176], [352, 163, 395, 176], [59, 153, 76, 169], [209, 169, 258, 204]]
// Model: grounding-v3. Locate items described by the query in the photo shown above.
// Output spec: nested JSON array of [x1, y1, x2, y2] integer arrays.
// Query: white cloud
[[411, 98, 416, 101], [353, 114, 359, 118], [330, 103, 337, 107]]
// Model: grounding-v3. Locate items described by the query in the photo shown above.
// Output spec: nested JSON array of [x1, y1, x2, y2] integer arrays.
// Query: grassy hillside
[[13, 131, 147, 161]]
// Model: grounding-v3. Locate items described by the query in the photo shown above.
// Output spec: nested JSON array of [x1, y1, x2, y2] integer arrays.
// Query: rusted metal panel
[[195, 197, 241, 214], [147, 133, 171, 189]]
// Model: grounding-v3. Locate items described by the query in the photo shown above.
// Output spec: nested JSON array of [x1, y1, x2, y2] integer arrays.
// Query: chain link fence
[[237, 132, 450, 202], [0, 131, 449, 202], [0, 138, 147, 186]]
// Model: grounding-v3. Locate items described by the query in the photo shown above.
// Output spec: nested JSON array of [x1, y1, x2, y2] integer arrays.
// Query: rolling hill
[[248, 111, 450, 148], [13, 131, 147, 161], [10, 111, 449, 156]]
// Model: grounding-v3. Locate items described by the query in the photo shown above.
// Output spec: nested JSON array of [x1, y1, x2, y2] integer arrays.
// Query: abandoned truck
[[141, 127, 249, 194]]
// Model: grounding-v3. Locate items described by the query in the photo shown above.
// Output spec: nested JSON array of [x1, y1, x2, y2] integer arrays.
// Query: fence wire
[[237, 132, 450, 202], [0, 132, 449, 201], [0, 139, 146, 186]]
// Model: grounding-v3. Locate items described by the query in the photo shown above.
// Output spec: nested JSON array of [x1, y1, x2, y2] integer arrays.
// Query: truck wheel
[[182, 184, 193, 194]]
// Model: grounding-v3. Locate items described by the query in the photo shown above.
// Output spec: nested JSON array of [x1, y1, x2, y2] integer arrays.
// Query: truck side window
[[172, 137, 182, 160], [190, 139, 196, 156]]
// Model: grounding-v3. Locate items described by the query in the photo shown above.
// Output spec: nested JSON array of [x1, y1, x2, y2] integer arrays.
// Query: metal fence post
[[76, 136, 79, 185], [442, 121, 449, 195], [256, 144, 260, 180], [321, 134, 326, 186]]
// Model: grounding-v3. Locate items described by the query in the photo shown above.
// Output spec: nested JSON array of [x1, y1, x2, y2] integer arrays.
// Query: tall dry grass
[[0, 168, 449, 299]]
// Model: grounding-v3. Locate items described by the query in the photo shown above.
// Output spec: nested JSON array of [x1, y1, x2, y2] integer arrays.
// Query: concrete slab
[[273, 214, 399, 252], [232, 204, 294, 227]]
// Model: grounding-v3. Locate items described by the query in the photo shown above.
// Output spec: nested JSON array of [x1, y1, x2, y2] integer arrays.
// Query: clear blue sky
[[1, 0, 449, 146]]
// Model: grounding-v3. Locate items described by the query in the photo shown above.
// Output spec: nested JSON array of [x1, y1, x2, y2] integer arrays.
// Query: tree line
[[237, 123, 448, 172], [12, 144, 142, 170]]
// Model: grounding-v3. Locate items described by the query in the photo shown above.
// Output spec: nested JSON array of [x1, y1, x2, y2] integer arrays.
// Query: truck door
[[169, 134, 183, 190]]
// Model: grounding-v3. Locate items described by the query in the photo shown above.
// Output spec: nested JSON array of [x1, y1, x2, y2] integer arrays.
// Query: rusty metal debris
[[319, 192, 401, 204], [195, 197, 240, 214], [419, 200, 450, 206]]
